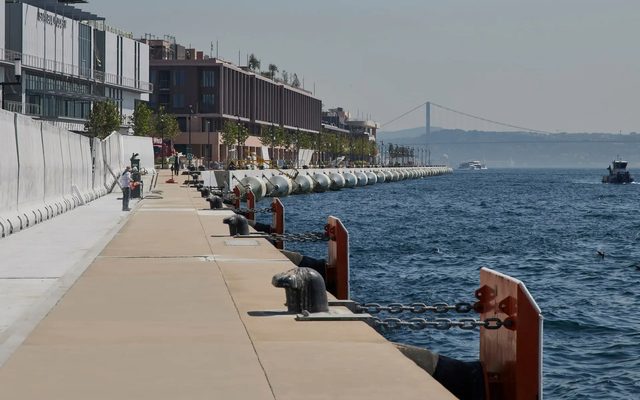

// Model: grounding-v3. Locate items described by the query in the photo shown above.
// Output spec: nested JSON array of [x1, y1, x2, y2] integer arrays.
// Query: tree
[[131, 101, 154, 136], [155, 106, 179, 141], [281, 129, 295, 164], [273, 126, 286, 162], [281, 70, 289, 84], [248, 53, 261, 72], [268, 64, 278, 80], [85, 100, 121, 139], [221, 120, 238, 161], [221, 120, 250, 162], [291, 73, 300, 88]]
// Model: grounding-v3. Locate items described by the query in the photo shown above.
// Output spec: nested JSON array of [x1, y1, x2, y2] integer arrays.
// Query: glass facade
[[173, 93, 185, 108], [24, 73, 92, 119], [201, 70, 215, 87], [200, 94, 215, 113], [173, 70, 185, 86], [79, 24, 92, 78]]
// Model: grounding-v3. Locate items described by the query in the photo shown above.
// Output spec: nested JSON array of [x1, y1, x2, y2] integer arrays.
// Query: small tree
[[221, 120, 250, 162], [260, 126, 276, 164], [248, 53, 261, 72], [221, 120, 239, 161], [85, 100, 120, 139], [131, 101, 154, 136], [281, 70, 289, 84], [155, 106, 179, 141], [268, 64, 278, 80], [236, 122, 250, 161], [291, 73, 300, 88]]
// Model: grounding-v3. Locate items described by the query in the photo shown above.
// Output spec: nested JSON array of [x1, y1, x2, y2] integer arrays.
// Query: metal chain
[[372, 317, 507, 331], [269, 232, 329, 243], [357, 302, 476, 314], [233, 207, 274, 214]]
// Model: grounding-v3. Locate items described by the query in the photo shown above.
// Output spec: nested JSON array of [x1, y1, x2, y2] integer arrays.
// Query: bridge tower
[[425, 101, 431, 165]]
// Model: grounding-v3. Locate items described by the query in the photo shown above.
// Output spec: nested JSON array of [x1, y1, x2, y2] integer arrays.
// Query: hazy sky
[[89, 0, 640, 134]]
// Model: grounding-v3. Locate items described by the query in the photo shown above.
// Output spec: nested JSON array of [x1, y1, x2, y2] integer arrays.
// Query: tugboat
[[602, 159, 634, 184]]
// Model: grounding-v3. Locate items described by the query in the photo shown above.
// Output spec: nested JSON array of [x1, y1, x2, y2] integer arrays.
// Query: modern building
[[2, 0, 151, 132], [322, 107, 379, 140], [144, 40, 322, 164]]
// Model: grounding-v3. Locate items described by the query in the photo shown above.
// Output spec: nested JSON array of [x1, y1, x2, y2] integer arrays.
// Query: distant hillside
[[377, 127, 640, 168]]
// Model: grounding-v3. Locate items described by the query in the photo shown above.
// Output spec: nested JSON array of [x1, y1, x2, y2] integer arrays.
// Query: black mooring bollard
[[272, 267, 329, 313], [207, 195, 223, 209], [223, 214, 249, 236]]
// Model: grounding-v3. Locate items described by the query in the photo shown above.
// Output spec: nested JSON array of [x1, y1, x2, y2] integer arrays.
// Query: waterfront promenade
[[0, 171, 454, 399]]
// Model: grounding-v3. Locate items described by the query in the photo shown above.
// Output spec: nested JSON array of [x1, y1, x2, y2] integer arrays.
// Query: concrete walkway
[[0, 171, 455, 399]]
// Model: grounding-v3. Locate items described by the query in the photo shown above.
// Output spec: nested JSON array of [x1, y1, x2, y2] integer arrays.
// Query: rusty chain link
[[269, 232, 329, 243], [357, 302, 476, 314], [233, 207, 274, 214], [372, 317, 508, 331]]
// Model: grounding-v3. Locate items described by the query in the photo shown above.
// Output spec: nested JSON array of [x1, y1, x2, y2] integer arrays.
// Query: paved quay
[[0, 171, 455, 399]]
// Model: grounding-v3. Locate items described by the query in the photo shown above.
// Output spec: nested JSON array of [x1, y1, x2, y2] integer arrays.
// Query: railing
[[82, 20, 133, 39], [0, 48, 152, 93], [4, 100, 22, 113]]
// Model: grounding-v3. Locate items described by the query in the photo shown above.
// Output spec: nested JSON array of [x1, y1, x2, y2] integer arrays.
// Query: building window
[[79, 24, 92, 77], [201, 70, 215, 87], [173, 93, 185, 108], [201, 94, 215, 113], [159, 93, 170, 107], [158, 70, 170, 89], [173, 70, 185, 86], [176, 117, 187, 132]]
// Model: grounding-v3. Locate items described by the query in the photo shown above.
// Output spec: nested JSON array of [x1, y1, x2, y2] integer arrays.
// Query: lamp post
[[236, 115, 241, 163], [270, 123, 275, 168], [188, 104, 194, 166], [1, 58, 22, 112], [206, 120, 211, 168], [295, 127, 300, 168]]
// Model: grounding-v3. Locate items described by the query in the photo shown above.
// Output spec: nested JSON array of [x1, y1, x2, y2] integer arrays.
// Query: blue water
[[270, 169, 640, 399]]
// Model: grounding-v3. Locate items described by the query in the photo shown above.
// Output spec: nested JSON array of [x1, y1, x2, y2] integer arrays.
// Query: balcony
[[0, 48, 153, 93], [3, 100, 41, 116]]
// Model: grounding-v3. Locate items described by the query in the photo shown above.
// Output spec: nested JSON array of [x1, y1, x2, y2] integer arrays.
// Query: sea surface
[[272, 168, 640, 399]]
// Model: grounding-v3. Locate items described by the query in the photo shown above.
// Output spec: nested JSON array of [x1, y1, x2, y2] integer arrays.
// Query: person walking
[[173, 155, 180, 176], [119, 166, 132, 211]]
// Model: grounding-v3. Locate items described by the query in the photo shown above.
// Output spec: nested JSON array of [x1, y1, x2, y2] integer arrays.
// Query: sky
[[89, 0, 640, 134]]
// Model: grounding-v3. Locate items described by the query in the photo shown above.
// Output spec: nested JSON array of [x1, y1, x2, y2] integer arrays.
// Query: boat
[[458, 160, 487, 170], [602, 159, 634, 184]]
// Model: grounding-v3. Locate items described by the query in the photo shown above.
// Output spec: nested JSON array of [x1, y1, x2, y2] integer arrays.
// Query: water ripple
[[273, 169, 640, 398]]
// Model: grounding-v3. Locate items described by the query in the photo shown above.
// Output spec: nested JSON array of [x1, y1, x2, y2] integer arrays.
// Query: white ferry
[[458, 160, 487, 170]]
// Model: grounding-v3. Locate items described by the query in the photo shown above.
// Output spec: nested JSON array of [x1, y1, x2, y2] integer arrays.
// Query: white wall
[[0, 109, 156, 238], [121, 37, 135, 82], [0, 0, 5, 53], [21, 4, 79, 74], [104, 31, 118, 77]]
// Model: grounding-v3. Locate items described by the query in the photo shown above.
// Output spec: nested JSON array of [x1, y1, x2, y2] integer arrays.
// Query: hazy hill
[[377, 127, 640, 168]]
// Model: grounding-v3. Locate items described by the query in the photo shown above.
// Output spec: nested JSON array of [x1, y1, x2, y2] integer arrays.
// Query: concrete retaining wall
[[0, 110, 156, 238]]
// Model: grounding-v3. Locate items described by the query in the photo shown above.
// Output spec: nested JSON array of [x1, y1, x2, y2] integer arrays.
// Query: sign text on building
[[37, 10, 67, 29]]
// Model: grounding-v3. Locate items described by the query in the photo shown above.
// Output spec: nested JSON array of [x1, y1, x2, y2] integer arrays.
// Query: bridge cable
[[381, 100, 554, 135]]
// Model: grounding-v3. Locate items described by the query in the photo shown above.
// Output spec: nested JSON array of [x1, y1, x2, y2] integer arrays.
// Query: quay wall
[[0, 110, 155, 238]]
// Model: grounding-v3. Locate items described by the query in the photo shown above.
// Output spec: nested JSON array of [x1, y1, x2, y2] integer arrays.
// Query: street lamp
[[206, 120, 211, 168], [295, 127, 300, 168], [188, 104, 194, 166], [270, 123, 275, 168], [1, 57, 22, 111], [236, 115, 241, 163]]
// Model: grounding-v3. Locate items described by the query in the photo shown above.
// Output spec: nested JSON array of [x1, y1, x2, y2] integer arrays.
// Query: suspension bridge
[[378, 101, 637, 168]]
